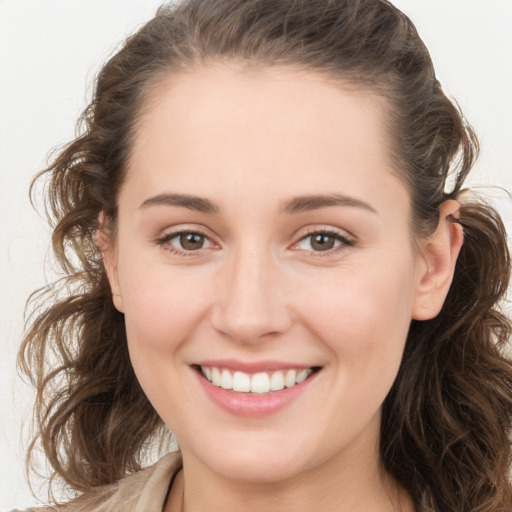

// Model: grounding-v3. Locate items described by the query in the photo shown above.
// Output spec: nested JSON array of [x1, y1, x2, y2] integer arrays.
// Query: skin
[[101, 64, 463, 512]]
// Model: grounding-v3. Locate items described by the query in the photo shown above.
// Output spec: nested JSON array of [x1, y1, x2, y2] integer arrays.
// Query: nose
[[210, 245, 292, 345]]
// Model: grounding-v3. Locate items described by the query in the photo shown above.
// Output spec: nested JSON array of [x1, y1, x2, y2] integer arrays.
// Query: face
[[105, 64, 432, 484]]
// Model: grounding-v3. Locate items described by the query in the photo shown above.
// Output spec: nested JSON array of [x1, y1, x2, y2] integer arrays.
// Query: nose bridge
[[211, 241, 290, 343]]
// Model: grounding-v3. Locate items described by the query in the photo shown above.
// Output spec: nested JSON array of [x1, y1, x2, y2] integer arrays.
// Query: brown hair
[[19, 0, 512, 510]]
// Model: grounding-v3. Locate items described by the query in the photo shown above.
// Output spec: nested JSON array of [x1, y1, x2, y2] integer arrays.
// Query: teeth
[[220, 369, 232, 390], [203, 366, 212, 381], [211, 367, 222, 386], [284, 369, 297, 388], [232, 371, 251, 392], [200, 366, 313, 394], [296, 369, 309, 384], [251, 372, 270, 393], [270, 371, 285, 391]]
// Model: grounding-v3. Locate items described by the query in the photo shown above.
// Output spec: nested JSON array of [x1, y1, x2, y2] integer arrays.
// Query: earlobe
[[412, 200, 464, 321], [96, 214, 124, 313]]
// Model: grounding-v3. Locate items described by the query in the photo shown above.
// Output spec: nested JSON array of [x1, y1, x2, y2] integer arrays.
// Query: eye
[[294, 230, 354, 253], [156, 230, 215, 254], [175, 232, 209, 251]]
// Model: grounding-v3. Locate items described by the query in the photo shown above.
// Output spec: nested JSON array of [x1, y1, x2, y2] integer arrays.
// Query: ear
[[96, 213, 124, 313], [412, 199, 464, 321]]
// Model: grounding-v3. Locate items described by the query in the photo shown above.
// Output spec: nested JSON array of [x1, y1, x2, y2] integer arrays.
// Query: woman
[[16, 0, 512, 511]]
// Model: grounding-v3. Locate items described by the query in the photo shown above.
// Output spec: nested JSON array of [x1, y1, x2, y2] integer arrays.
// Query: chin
[[208, 453, 312, 484], [183, 430, 327, 485]]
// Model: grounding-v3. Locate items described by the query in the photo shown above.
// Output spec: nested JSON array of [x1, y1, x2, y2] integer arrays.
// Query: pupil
[[180, 233, 204, 250], [311, 234, 334, 251]]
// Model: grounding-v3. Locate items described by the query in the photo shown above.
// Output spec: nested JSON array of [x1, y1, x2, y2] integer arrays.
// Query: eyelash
[[155, 229, 215, 257], [154, 228, 355, 257], [293, 229, 355, 257]]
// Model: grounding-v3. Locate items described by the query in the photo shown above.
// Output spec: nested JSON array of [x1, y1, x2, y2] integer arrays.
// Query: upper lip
[[194, 359, 318, 373]]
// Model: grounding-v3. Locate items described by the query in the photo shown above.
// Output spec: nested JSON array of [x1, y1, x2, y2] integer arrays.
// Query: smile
[[199, 365, 317, 394], [193, 363, 322, 417]]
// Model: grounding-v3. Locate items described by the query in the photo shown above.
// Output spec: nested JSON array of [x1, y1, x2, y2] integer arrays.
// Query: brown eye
[[157, 230, 214, 254], [310, 233, 336, 251], [294, 230, 353, 254], [179, 232, 206, 250]]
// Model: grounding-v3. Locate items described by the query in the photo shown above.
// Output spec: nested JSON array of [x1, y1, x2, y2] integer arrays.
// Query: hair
[[19, 0, 512, 510]]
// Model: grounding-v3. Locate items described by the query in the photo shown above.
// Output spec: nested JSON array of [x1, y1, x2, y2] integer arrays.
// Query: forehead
[[124, 64, 406, 216], [133, 64, 389, 151]]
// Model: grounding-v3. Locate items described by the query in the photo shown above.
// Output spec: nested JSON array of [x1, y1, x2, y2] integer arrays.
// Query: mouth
[[193, 364, 321, 395]]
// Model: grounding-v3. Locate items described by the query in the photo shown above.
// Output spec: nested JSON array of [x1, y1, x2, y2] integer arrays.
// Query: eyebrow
[[139, 192, 377, 215], [139, 193, 220, 213], [281, 194, 377, 214]]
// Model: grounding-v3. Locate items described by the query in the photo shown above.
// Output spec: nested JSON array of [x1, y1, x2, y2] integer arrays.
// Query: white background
[[1, 0, 511, 508]]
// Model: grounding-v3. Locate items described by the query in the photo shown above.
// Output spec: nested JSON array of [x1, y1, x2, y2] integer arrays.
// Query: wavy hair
[[19, 0, 512, 510]]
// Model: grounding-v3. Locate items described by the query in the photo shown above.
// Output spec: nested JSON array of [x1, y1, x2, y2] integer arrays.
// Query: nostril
[[209, 304, 292, 345]]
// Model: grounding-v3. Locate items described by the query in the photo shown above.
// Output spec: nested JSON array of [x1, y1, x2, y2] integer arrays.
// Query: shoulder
[[10, 451, 182, 512]]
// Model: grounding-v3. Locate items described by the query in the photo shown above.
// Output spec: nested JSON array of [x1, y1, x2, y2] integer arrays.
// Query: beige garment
[[10, 451, 182, 512]]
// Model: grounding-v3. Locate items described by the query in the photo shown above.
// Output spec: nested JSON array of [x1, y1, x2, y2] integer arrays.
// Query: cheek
[[118, 258, 211, 354], [300, 252, 417, 371], [118, 261, 214, 414]]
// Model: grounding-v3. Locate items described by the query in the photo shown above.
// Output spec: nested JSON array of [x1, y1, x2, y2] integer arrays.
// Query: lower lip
[[195, 368, 319, 418]]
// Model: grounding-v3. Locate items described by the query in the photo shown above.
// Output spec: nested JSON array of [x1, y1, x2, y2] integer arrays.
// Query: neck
[[165, 423, 414, 512]]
